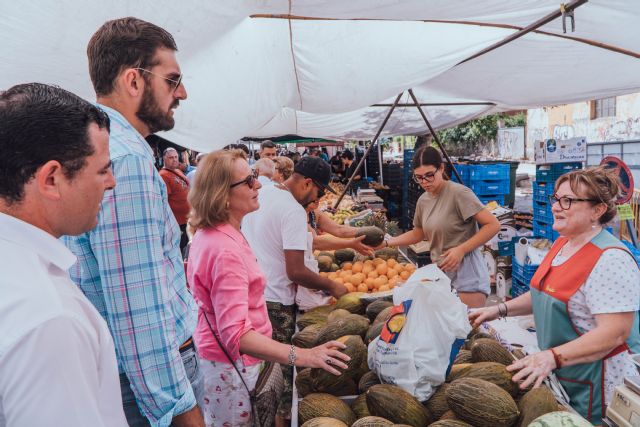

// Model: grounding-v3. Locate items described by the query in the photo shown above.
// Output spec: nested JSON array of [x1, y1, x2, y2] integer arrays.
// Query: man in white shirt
[[0, 83, 126, 426], [242, 156, 347, 423]]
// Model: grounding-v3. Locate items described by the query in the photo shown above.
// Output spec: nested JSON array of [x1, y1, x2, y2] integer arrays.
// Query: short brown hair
[[188, 149, 247, 230], [554, 166, 620, 224], [87, 17, 177, 96], [273, 156, 294, 180]]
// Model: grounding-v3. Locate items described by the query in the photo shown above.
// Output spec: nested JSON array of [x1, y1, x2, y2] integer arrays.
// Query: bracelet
[[497, 303, 506, 319], [503, 302, 509, 317], [550, 347, 562, 369], [288, 345, 297, 366]]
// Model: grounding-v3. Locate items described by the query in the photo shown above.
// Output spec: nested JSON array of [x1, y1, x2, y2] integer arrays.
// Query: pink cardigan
[[187, 223, 272, 366]]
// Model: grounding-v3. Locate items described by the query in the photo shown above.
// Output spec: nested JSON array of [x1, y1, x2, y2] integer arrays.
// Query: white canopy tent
[[2, 1, 639, 151]]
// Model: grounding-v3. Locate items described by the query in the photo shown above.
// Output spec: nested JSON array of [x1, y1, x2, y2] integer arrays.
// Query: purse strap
[[202, 310, 256, 399]]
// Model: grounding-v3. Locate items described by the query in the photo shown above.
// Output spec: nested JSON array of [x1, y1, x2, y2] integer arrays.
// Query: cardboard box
[[536, 137, 587, 165]]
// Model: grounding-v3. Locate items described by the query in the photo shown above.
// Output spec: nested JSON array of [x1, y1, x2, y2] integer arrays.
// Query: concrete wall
[[527, 92, 640, 146]]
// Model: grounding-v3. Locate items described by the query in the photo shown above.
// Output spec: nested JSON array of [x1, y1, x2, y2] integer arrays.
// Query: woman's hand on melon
[[507, 350, 556, 389], [299, 341, 351, 376]]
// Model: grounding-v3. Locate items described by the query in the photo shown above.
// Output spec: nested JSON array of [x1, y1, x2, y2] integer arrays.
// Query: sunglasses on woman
[[230, 170, 259, 189]]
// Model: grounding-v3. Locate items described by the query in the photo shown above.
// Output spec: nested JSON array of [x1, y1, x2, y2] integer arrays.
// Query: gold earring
[[226, 201, 230, 209]]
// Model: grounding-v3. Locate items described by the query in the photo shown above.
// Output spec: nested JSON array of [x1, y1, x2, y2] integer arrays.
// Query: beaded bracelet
[[288, 345, 297, 366]]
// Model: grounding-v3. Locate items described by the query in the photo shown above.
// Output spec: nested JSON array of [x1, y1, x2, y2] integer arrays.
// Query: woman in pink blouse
[[187, 149, 349, 427]]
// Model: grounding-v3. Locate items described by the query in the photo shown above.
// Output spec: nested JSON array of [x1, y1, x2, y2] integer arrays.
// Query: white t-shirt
[[0, 213, 127, 426], [257, 175, 274, 187], [552, 248, 640, 405], [242, 185, 308, 305], [295, 231, 332, 311]]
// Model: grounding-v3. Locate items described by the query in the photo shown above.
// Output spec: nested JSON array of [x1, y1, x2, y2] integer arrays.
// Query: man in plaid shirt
[[62, 18, 204, 427]]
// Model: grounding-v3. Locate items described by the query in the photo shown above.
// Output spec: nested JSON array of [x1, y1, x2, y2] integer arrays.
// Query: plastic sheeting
[[2, 1, 639, 151]]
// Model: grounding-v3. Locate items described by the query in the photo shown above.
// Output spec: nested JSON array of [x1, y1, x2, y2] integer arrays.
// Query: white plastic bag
[[367, 264, 471, 401]]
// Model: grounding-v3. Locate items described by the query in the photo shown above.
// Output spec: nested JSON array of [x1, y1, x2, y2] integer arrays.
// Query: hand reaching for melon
[[348, 235, 375, 257], [507, 350, 556, 389], [468, 305, 500, 328], [299, 340, 351, 376]]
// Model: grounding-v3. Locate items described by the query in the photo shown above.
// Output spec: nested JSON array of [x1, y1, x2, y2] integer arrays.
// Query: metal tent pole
[[377, 139, 384, 185], [407, 89, 463, 184], [333, 92, 403, 209]]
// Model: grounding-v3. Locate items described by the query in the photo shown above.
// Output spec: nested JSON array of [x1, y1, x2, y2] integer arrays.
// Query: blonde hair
[[554, 166, 620, 224], [188, 149, 246, 230], [273, 156, 294, 181]]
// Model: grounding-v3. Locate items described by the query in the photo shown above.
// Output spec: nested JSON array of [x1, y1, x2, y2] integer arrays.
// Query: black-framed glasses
[[413, 171, 437, 183], [548, 194, 599, 210], [134, 68, 183, 92], [230, 170, 259, 189]]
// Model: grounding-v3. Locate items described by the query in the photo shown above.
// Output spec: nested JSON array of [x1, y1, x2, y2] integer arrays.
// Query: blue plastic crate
[[533, 220, 559, 240], [533, 201, 554, 225], [536, 162, 582, 182], [511, 276, 530, 298], [477, 194, 506, 205], [468, 179, 510, 196], [533, 182, 555, 203], [498, 240, 514, 256], [451, 164, 470, 183], [468, 163, 510, 181], [512, 257, 539, 284]]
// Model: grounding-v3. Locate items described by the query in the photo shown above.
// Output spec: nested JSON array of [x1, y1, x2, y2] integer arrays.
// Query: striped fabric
[[62, 104, 198, 427]]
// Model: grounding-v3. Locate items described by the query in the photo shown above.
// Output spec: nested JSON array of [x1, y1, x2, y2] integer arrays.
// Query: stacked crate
[[453, 163, 511, 206], [382, 163, 403, 219], [532, 162, 582, 241]]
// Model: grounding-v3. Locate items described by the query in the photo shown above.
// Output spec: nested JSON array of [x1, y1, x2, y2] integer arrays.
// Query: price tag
[[617, 204, 635, 220]]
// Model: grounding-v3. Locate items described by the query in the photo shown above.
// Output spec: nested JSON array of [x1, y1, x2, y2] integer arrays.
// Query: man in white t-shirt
[[253, 157, 276, 187], [243, 156, 347, 422], [0, 83, 127, 426]]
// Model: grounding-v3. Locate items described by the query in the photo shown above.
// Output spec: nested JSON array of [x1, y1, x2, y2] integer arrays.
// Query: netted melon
[[366, 300, 393, 322], [425, 383, 450, 420], [356, 226, 385, 246], [352, 416, 394, 427], [301, 417, 348, 427], [297, 305, 334, 329], [446, 378, 519, 427], [315, 315, 370, 344], [470, 338, 515, 366], [517, 387, 558, 427], [358, 371, 381, 394], [299, 393, 356, 426], [293, 323, 324, 348], [352, 393, 371, 419], [366, 384, 432, 427], [334, 293, 365, 314]]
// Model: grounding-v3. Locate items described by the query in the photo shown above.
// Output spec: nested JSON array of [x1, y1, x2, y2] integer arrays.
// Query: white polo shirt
[[242, 185, 308, 305], [0, 213, 127, 427]]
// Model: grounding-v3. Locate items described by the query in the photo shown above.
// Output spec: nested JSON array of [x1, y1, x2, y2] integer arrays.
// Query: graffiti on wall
[[496, 127, 525, 159], [552, 124, 575, 140], [592, 117, 640, 141]]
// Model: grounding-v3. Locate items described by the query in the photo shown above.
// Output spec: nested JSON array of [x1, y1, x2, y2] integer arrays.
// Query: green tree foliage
[[437, 112, 526, 156]]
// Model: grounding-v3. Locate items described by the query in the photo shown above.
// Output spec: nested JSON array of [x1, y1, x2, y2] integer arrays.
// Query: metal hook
[[560, 3, 576, 33]]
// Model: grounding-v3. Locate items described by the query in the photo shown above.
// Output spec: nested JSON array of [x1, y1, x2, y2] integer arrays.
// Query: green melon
[[462, 362, 519, 397], [315, 314, 370, 344], [428, 420, 472, 426], [311, 335, 366, 392], [327, 308, 352, 323], [446, 378, 519, 427], [301, 417, 348, 427], [470, 338, 516, 366], [445, 364, 473, 382], [335, 293, 365, 314], [366, 300, 394, 322], [374, 247, 399, 261], [293, 323, 325, 348], [299, 393, 357, 426], [527, 411, 591, 427], [425, 383, 450, 420], [365, 322, 384, 344], [295, 368, 315, 397], [334, 248, 356, 264], [366, 384, 432, 427], [358, 371, 381, 394], [517, 387, 559, 427], [318, 255, 334, 272], [452, 350, 472, 364], [439, 410, 458, 421], [356, 226, 385, 247], [373, 306, 393, 326], [352, 393, 371, 419], [297, 305, 334, 329], [352, 416, 394, 427]]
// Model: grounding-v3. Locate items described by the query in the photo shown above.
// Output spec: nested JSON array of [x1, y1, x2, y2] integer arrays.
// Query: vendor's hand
[[468, 306, 500, 328], [438, 246, 465, 272], [330, 281, 349, 299], [349, 235, 375, 257], [507, 350, 556, 389], [299, 341, 351, 376]]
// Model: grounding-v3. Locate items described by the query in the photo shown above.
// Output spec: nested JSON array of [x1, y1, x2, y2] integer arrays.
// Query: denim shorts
[[444, 248, 491, 295]]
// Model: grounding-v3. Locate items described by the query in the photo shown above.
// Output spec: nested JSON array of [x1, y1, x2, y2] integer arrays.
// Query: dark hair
[[411, 145, 442, 170], [341, 150, 354, 161], [0, 83, 110, 204], [223, 143, 250, 155], [261, 140, 276, 150], [87, 17, 177, 96]]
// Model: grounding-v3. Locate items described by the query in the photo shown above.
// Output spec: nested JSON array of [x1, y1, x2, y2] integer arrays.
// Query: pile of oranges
[[319, 258, 416, 293]]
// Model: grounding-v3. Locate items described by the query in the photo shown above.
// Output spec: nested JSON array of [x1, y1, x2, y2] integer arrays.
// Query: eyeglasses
[[134, 68, 183, 92], [413, 171, 438, 183], [548, 194, 599, 210], [230, 170, 259, 189]]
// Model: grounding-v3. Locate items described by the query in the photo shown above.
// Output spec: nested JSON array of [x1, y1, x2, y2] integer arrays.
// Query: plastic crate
[[533, 182, 555, 203], [512, 257, 539, 285], [477, 194, 506, 205], [468, 179, 510, 196], [533, 220, 559, 240], [498, 240, 514, 256], [536, 162, 582, 182], [468, 164, 510, 181], [511, 276, 530, 298], [451, 164, 470, 183], [533, 201, 554, 225]]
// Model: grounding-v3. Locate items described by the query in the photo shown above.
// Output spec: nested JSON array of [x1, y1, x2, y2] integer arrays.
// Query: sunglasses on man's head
[[230, 170, 259, 189]]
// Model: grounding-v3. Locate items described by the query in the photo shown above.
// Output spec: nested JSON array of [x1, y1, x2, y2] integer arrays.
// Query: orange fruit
[[349, 274, 363, 286], [373, 258, 386, 265], [344, 282, 355, 293], [334, 277, 344, 285], [339, 270, 351, 279], [342, 262, 353, 271], [386, 269, 399, 279], [400, 270, 410, 280], [362, 264, 374, 275], [328, 272, 338, 280], [378, 275, 388, 284], [394, 263, 404, 273], [379, 285, 390, 292], [376, 263, 388, 275], [367, 270, 379, 279], [373, 277, 385, 289], [387, 258, 397, 268], [352, 262, 364, 273], [357, 283, 368, 293], [365, 277, 376, 290]]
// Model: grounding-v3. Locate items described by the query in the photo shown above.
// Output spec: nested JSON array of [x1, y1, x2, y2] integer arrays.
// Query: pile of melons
[[319, 258, 416, 293]]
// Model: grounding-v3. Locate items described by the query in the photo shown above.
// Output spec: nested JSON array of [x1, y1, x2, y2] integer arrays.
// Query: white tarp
[[2, 1, 640, 151]]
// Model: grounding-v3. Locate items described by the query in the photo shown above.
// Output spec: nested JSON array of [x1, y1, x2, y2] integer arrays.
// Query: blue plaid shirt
[[62, 104, 198, 427]]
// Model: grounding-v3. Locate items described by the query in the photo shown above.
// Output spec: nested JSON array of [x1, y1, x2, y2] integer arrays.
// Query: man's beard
[[136, 85, 177, 133]]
